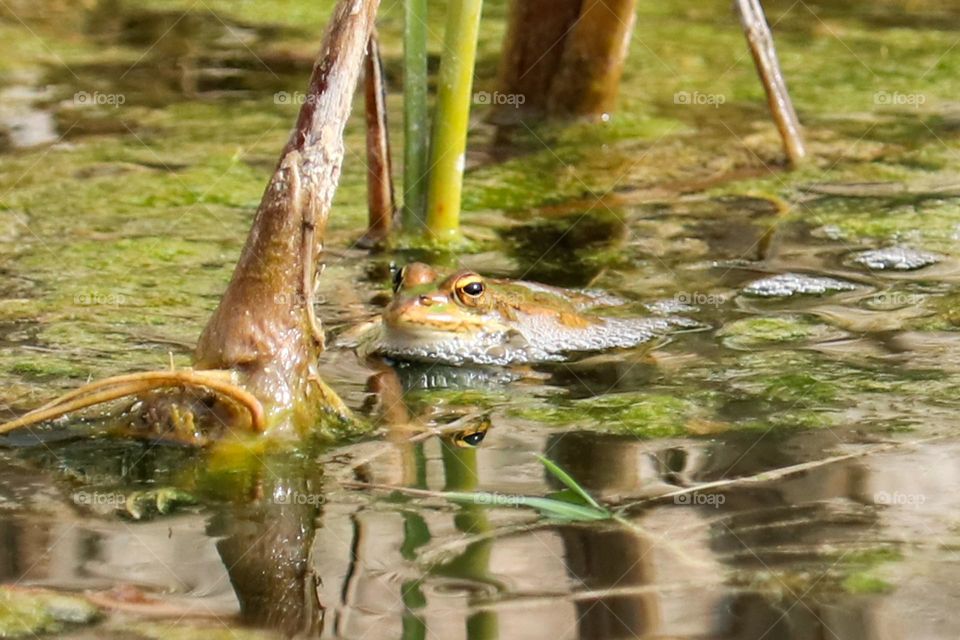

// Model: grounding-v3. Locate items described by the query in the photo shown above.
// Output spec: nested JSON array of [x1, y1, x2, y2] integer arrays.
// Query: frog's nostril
[[418, 295, 433, 306]]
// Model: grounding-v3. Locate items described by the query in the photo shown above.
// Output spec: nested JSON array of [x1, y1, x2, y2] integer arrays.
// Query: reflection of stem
[[210, 450, 325, 636], [334, 512, 365, 637], [439, 444, 499, 640], [401, 578, 428, 640], [736, 0, 807, 166], [399, 511, 431, 640]]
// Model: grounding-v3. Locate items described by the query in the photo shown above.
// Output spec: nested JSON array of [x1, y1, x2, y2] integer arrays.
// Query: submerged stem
[[424, 0, 483, 241]]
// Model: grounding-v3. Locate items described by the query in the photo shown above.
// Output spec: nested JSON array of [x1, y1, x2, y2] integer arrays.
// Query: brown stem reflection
[[208, 454, 325, 637], [558, 526, 658, 638], [546, 432, 658, 638]]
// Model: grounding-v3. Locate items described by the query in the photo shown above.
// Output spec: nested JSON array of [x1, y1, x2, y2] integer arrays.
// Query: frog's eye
[[392, 266, 405, 293], [463, 281, 484, 296], [455, 275, 485, 304], [458, 430, 486, 446]]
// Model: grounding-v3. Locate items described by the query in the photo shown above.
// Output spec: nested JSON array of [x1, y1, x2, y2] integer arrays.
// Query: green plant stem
[[425, 0, 483, 241], [402, 0, 429, 231]]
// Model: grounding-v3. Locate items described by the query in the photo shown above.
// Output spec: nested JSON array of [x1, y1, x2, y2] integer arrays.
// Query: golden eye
[[463, 281, 484, 296], [455, 275, 485, 304], [448, 419, 490, 448], [457, 430, 486, 447], [392, 266, 405, 293]]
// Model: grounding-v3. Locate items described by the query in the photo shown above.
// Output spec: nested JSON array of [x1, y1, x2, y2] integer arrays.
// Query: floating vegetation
[[850, 246, 942, 271], [742, 273, 858, 298]]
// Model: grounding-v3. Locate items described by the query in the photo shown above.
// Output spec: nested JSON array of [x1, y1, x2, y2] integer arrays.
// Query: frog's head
[[383, 262, 507, 337]]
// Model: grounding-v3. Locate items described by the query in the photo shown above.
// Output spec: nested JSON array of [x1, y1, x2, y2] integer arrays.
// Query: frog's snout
[[386, 293, 447, 325], [412, 293, 450, 308]]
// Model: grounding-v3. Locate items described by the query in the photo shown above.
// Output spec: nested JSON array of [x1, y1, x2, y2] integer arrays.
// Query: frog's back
[[505, 310, 690, 362], [493, 279, 626, 314]]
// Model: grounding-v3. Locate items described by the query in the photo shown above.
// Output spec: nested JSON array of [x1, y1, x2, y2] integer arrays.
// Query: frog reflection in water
[[360, 262, 692, 366]]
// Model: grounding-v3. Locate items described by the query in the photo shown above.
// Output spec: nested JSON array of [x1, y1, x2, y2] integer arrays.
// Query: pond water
[[2, 0, 960, 638]]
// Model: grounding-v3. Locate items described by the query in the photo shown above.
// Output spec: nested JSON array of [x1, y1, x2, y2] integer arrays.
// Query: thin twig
[[360, 30, 396, 247], [736, 0, 807, 166], [616, 435, 950, 512]]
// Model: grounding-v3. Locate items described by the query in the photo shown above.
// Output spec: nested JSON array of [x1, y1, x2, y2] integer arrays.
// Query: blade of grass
[[443, 491, 610, 521], [537, 455, 602, 509]]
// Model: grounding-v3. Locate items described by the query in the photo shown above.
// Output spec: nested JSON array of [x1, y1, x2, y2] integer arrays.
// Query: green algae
[[842, 573, 893, 594], [731, 546, 902, 599], [762, 372, 838, 405], [0, 588, 99, 637], [839, 547, 902, 594], [718, 315, 837, 348], [512, 392, 702, 438]]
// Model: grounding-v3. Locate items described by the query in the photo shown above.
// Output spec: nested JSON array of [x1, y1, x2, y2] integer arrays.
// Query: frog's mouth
[[380, 314, 498, 342], [383, 300, 507, 337], [377, 303, 514, 363]]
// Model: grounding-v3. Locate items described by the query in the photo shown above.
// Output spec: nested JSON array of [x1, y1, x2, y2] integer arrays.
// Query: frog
[[354, 262, 694, 366]]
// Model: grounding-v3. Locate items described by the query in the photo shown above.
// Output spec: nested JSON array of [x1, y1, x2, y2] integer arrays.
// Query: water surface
[[1, 0, 960, 638]]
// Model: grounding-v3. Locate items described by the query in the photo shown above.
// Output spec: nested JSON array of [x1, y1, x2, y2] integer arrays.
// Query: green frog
[[354, 263, 693, 366]]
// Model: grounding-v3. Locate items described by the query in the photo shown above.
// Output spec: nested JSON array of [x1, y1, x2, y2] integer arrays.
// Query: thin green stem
[[402, 0, 429, 230], [424, 0, 483, 242]]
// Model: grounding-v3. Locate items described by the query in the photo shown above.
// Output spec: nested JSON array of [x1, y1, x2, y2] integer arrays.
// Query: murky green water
[[2, 0, 960, 637]]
